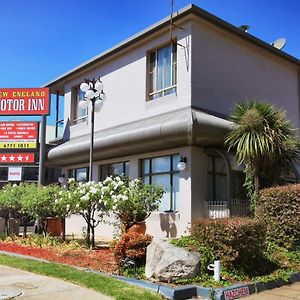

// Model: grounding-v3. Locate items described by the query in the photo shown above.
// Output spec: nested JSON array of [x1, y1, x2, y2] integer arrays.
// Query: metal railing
[[204, 199, 250, 219]]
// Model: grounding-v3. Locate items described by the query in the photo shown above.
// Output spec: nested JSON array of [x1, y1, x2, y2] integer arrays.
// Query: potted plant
[[103, 176, 164, 233]]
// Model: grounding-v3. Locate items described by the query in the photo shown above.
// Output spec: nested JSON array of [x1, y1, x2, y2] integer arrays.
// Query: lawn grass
[[0, 254, 162, 300]]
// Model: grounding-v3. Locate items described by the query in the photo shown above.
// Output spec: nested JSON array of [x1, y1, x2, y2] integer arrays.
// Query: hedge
[[256, 184, 300, 249], [191, 217, 266, 270]]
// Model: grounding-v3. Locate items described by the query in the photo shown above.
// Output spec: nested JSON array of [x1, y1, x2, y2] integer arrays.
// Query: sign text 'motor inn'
[[0, 88, 49, 115]]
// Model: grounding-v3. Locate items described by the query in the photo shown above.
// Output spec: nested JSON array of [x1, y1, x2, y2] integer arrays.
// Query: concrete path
[[0, 265, 113, 300], [246, 281, 300, 299]]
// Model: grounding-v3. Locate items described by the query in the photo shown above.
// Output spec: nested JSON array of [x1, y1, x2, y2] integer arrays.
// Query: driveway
[[0, 265, 113, 300], [246, 281, 300, 299]]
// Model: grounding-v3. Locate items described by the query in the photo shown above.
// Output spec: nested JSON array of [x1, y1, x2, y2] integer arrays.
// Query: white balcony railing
[[204, 199, 250, 219]]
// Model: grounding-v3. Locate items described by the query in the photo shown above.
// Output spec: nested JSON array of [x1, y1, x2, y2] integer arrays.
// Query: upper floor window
[[100, 161, 129, 181], [141, 154, 180, 212], [148, 43, 177, 100], [72, 87, 88, 124]]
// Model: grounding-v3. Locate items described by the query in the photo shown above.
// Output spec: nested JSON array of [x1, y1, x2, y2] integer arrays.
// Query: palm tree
[[225, 101, 299, 204]]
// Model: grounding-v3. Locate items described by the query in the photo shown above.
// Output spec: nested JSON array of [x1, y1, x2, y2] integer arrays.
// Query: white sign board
[[8, 167, 22, 181], [224, 286, 250, 300]]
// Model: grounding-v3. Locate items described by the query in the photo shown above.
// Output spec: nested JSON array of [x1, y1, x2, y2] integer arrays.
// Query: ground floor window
[[100, 161, 129, 181], [207, 154, 227, 202], [69, 167, 88, 182], [141, 154, 180, 212], [23, 167, 39, 181], [0, 167, 8, 181]]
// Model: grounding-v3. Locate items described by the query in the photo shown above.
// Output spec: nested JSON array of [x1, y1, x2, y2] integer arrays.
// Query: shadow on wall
[[159, 212, 177, 238], [63, 118, 71, 142]]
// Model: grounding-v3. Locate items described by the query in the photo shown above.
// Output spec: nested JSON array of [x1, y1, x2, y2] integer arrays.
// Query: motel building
[[45, 4, 300, 238]]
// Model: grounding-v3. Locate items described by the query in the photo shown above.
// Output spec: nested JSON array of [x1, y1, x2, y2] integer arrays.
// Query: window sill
[[145, 93, 178, 109], [71, 120, 88, 129], [152, 210, 180, 215]]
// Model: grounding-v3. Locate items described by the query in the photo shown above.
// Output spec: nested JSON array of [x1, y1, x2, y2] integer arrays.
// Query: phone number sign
[[0, 88, 49, 115], [0, 121, 38, 149]]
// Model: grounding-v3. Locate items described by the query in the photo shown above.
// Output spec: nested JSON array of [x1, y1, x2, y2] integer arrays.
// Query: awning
[[47, 108, 232, 166]]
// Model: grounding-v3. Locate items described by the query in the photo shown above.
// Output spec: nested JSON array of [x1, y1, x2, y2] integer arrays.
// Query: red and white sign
[[0, 153, 35, 164], [8, 167, 22, 181], [0, 88, 49, 115], [224, 287, 250, 300], [0, 121, 38, 149]]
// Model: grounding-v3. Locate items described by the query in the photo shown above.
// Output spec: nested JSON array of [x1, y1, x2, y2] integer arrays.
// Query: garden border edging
[[1, 250, 300, 300]]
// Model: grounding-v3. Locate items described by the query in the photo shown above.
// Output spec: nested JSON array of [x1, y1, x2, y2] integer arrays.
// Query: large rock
[[145, 239, 200, 282]]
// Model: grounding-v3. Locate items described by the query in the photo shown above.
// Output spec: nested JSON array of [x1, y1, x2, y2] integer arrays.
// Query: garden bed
[[0, 239, 118, 273]]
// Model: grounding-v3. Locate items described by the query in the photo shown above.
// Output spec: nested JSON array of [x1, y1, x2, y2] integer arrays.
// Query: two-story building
[[45, 4, 300, 238]]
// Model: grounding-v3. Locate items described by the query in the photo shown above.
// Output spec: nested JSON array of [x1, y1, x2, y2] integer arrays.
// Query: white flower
[[90, 187, 98, 194], [81, 194, 90, 201], [76, 203, 80, 208], [54, 199, 59, 203], [66, 204, 70, 210], [104, 177, 112, 183], [68, 178, 75, 183]]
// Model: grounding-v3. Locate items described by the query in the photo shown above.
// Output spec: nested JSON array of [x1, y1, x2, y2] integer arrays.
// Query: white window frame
[[72, 86, 88, 124], [148, 43, 177, 100], [141, 154, 180, 212]]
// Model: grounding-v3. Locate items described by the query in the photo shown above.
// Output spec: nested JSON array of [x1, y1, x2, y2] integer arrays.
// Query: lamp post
[[79, 78, 106, 181]]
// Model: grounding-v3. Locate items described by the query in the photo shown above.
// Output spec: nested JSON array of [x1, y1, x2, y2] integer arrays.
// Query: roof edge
[[43, 3, 300, 88]]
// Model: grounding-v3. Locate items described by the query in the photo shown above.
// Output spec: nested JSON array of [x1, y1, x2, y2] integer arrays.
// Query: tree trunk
[[91, 225, 95, 249], [61, 217, 66, 241], [22, 216, 28, 238], [85, 210, 91, 248], [254, 172, 259, 196]]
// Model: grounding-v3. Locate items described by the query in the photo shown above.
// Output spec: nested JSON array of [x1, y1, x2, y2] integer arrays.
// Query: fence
[[204, 199, 250, 219]]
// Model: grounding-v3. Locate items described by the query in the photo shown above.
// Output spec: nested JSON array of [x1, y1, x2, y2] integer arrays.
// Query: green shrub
[[191, 218, 266, 271], [114, 232, 152, 266], [256, 184, 300, 249], [171, 236, 215, 274]]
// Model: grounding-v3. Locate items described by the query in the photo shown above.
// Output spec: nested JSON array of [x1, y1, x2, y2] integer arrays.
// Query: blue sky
[[0, 0, 299, 124]]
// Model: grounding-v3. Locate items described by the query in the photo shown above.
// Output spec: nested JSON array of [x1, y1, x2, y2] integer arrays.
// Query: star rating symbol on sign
[[0, 153, 34, 164]]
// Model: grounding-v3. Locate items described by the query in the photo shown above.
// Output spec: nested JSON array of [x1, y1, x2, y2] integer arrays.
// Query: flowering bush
[[55, 178, 110, 248], [114, 232, 152, 265], [103, 176, 164, 231]]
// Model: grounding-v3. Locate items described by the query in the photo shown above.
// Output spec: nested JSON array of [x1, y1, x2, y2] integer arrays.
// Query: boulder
[[145, 239, 200, 282]]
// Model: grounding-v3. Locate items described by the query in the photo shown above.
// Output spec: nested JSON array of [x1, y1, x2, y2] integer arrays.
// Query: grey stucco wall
[[62, 20, 192, 140], [191, 18, 300, 128]]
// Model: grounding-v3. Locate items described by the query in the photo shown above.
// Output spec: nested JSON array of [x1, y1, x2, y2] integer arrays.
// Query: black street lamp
[[79, 78, 106, 181]]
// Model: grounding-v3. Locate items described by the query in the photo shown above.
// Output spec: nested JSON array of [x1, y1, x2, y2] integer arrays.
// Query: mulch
[[0, 242, 118, 273]]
